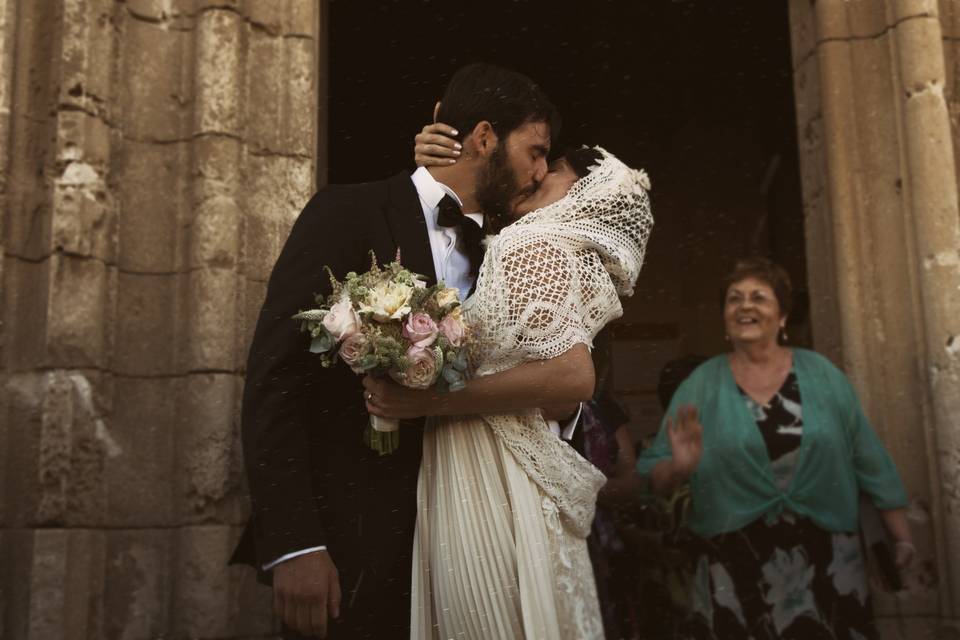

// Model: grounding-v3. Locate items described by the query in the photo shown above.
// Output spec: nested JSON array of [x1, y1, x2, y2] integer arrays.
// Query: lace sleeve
[[499, 237, 622, 361]]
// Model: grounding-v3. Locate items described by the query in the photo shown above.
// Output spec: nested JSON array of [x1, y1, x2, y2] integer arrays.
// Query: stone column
[[0, 1, 320, 637], [789, 0, 960, 635]]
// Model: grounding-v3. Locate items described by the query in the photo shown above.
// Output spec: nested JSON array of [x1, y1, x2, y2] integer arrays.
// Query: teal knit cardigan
[[636, 349, 908, 537]]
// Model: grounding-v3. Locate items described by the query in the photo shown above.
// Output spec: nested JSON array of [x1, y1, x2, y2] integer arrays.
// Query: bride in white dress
[[373, 146, 652, 639]]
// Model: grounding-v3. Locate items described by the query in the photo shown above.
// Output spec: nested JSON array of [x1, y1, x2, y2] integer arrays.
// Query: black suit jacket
[[232, 172, 435, 630]]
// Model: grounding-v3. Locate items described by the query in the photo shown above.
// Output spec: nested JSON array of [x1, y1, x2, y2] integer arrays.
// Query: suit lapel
[[384, 171, 437, 286]]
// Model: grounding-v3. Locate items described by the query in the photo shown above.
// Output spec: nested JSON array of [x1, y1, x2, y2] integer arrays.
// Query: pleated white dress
[[409, 149, 655, 640]]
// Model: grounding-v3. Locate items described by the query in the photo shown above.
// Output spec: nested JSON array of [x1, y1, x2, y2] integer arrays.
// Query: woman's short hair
[[721, 256, 793, 318]]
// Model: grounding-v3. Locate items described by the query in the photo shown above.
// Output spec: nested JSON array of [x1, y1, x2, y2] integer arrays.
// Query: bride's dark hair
[[563, 146, 604, 178]]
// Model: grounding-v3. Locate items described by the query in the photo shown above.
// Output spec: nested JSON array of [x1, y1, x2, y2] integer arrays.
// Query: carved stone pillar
[[0, 1, 321, 636], [789, 0, 960, 635]]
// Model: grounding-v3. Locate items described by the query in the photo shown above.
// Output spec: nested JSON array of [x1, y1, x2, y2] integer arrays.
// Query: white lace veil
[[464, 146, 654, 537], [469, 145, 654, 375], [507, 144, 654, 297]]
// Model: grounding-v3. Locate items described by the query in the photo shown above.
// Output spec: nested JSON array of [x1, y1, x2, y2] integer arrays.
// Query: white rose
[[322, 296, 361, 340], [361, 281, 414, 322], [435, 287, 460, 308]]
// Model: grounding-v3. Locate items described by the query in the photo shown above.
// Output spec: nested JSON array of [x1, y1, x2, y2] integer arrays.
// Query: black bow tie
[[437, 194, 484, 282]]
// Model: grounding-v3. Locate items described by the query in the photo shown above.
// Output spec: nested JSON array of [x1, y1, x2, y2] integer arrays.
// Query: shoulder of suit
[[301, 175, 399, 214]]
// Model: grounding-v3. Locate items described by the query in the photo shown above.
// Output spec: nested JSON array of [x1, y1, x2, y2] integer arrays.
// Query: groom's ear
[[469, 121, 499, 158]]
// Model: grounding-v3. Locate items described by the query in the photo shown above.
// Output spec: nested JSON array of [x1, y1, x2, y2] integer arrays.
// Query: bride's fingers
[[420, 122, 459, 137], [414, 133, 462, 153], [416, 142, 461, 158], [414, 128, 461, 147], [366, 398, 384, 417]]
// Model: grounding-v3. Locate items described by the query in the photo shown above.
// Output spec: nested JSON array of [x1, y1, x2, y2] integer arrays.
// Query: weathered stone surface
[[115, 140, 185, 273], [897, 16, 950, 92], [241, 209, 282, 282], [892, 0, 940, 23], [3, 258, 50, 372], [59, 0, 114, 120], [117, 12, 189, 142], [113, 272, 178, 376], [844, 0, 891, 38], [177, 373, 245, 522], [189, 194, 242, 270], [283, 0, 318, 38], [191, 134, 242, 201], [1, 0, 316, 634], [179, 266, 239, 372], [46, 254, 111, 369], [51, 135, 117, 263], [0, 529, 109, 639], [788, 0, 817, 67], [247, 34, 315, 158], [172, 525, 276, 637], [240, 277, 268, 363], [1, 373, 44, 527], [243, 0, 284, 35], [107, 376, 177, 525], [102, 528, 173, 639], [194, 8, 242, 137], [39, 370, 114, 527], [243, 154, 314, 227]]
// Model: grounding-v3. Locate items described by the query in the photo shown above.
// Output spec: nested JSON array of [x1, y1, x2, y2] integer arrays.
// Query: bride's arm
[[363, 343, 594, 419]]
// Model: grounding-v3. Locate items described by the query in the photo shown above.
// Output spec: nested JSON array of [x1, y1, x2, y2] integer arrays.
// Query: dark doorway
[[327, 1, 807, 434]]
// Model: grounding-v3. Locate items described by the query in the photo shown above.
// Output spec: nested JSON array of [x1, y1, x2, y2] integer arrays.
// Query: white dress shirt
[[410, 166, 483, 300], [264, 170, 578, 570]]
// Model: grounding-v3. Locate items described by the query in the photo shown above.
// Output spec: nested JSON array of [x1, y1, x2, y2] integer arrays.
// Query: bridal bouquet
[[293, 252, 470, 455]]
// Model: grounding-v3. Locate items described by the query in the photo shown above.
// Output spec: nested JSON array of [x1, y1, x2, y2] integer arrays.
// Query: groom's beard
[[476, 145, 530, 231]]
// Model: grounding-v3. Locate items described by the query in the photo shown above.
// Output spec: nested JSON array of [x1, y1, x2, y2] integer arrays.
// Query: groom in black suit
[[232, 63, 560, 639]]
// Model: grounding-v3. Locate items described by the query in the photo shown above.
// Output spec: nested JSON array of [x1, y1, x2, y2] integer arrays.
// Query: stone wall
[[789, 0, 960, 636], [0, 1, 319, 637]]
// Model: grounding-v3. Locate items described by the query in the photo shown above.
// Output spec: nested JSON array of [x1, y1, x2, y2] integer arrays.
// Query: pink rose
[[438, 314, 466, 347], [402, 312, 438, 348], [338, 332, 370, 373], [323, 296, 361, 340], [393, 346, 440, 389]]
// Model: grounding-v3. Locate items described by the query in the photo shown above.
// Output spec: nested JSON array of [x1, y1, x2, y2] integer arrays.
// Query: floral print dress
[[685, 371, 878, 640]]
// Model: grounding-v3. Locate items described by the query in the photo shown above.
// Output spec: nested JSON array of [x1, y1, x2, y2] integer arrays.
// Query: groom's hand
[[273, 550, 341, 638]]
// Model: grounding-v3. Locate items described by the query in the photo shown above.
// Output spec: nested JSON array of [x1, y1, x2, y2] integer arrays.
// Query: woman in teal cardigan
[[637, 257, 913, 639]]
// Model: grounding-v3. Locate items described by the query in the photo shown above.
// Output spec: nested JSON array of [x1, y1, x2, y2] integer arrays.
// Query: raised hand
[[414, 122, 462, 167], [273, 550, 341, 638], [667, 404, 704, 480]]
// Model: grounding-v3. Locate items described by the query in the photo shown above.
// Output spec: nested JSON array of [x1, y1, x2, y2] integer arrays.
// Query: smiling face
[[511, 157, 580, 217], [723, 277, 786, 348]]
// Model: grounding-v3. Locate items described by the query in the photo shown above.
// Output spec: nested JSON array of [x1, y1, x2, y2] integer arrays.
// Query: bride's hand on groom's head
[[414, 122, 461, 167], [362, 375, 434, 420]]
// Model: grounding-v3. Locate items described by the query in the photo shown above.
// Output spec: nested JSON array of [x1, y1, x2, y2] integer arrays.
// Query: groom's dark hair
[[436, 63, 561, 145]]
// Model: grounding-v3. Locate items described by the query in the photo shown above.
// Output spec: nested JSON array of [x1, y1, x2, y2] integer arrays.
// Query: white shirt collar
[[411, 167, 484, 227]]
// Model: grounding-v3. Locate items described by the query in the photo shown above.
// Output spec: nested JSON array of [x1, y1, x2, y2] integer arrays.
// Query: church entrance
[[326, 0, 805, 436]]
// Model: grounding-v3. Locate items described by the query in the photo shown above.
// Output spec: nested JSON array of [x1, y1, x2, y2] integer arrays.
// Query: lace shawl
[[465, 146, 654, 537]]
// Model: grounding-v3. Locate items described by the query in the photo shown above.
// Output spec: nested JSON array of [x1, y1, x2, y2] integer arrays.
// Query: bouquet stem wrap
[[365, 416, 400, 456]]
